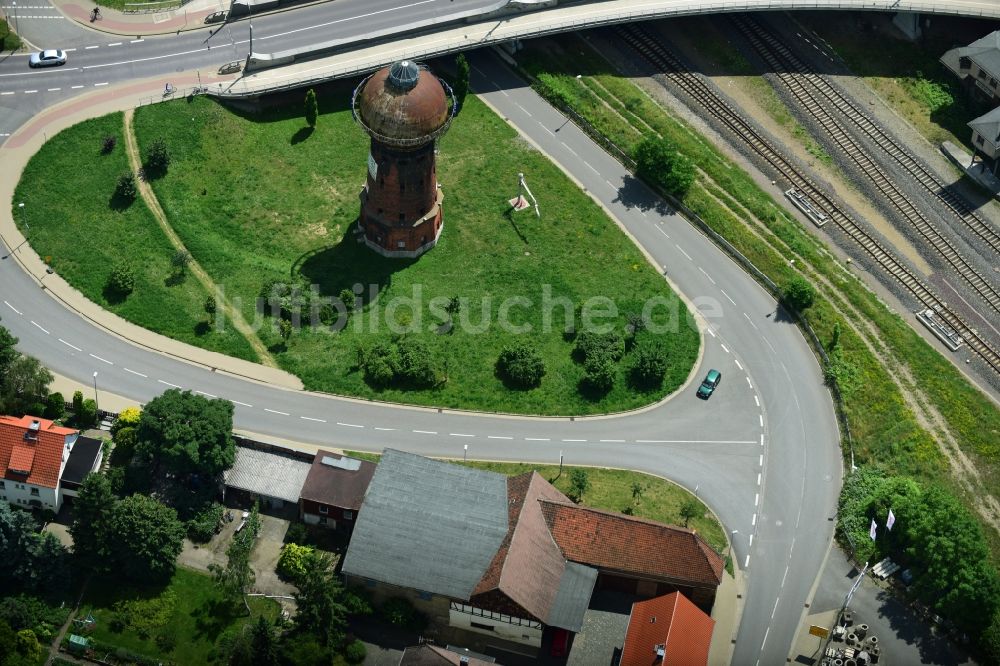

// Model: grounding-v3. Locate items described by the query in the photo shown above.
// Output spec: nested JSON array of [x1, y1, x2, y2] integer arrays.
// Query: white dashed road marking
[[85, 45, 99, 49], [562, 438, 586, 442], [301, 416, 326, 423], [124, 368, 147, 378], [374, 427, 395, 431], [31, 321, 49, 334], [735, 359, 743, 370], [59, 338, 82, 351], [89, 353, 112, 365], [721, 344, 729, 354], [337, 422, 363, 428], [108, 42, 122, 46], [264, 408, 289, 416], [698, 267, 716, 284], [746, 377, 753, 389], [720, 289, 736, 305], [413, 430, 437, 435], [525, 437, 550, 442], [675, 244, 692, 261], [195, 390, 217, 398], [759, 414, 764, 427], [158, 379, 181, 388], [450, 432, 474, 438], [600, 439, 625, 443], [232, 400, 253, 408], [488, 435, 513, 440]]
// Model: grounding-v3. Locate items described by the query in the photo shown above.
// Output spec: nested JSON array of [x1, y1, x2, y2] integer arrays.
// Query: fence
[[522, 64, 857, 471]]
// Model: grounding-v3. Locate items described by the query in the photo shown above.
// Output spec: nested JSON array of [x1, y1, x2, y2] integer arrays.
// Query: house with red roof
[[0, 415, 103, 513], [620, 592, 716, 666], [299, 450, 376, 530], [341, 450, 724, 655]]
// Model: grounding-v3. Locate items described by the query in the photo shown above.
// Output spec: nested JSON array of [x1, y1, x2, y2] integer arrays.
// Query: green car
[[697, 369, 722, 399]]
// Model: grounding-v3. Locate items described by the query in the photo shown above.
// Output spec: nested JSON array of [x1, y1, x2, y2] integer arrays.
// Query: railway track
[[732, 15, 1000, 260], [613, 23, 1000, 376], [731, 15, 1000, 317]]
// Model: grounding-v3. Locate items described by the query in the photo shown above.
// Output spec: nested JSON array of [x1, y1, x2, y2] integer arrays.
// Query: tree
[[575, 330, 625, 363], [136, 389, 236, 477], [171, 250, 191, 275], [248, 616, 278, 666], [107, 494, 184, 582], [0, 502, 67, 596], [277, 542, 314, 584], [631, 482, 644, 504], [204, 295, 217, 317], [70, 473, 117, 570], [211, 504, 259, 613], [44, 392, 65, 420], [396, 337, 437, 387], [279, 318, 292, 342], [106, 260, 136, 297], [0, 356, 53, 417], [338, 288, 355, 312], [583, 353, 616, 393], [629, 341, 669, 389], [496, 342, 546, 388], [144, 138, 170, 175], [633, 136, 695, 198], [454, 53, 470, 114], [829, 321, 842, 352], [569, 469, 590, 503], [293, 550, 347, 647], [782, 275, 816, 313], [114, 171, 136, 202], [0, 323, 18, 377], [110, 406, 142, 437], [304, 89, 318, 129], [679, 498, 702, 528]]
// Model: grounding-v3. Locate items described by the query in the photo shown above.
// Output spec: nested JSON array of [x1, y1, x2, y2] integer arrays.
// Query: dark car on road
[[696, 369, 721, 399]]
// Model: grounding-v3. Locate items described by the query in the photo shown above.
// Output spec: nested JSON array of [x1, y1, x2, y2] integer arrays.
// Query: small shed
[[67, 634, 90, 655]]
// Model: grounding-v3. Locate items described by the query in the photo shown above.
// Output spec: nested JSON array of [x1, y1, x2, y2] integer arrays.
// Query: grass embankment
[[124, 89, 698, 414], [517, 36, 1000, 545], [796, 12, 987, 149], [345, 451, 727, 555], [12, 114, 256, 361], [78, 567, 279, 665]]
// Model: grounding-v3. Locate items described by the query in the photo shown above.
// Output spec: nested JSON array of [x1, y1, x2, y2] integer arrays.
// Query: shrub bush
[[574, 330, 625, 363], [782, 275, 816, 312], [629, 341, 669, 389], [496, 342, 546, 388], [186, 502, 224, 543], [77, 399, 98, 428], [344, 586, 374, 617], [111, 406, 141, 437], [144, 138, 170, 174], [106, 260, 136, 297], [44, 392, 65, 420], [102, 136, 117, 154], [633, 136, 696, 197], [583, 353, 616, 393], [380, 597, 426, 630], [284, 522, 309, 545], [277, 542, 314, 583], [344, 639, 366, 664], [114, 171, 136, 202]]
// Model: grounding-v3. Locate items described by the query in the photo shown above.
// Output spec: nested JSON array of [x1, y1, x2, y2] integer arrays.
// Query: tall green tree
[[0, 322, 18, 376], [633, 136, 695, 198], [454, 53, 470, 114], [782, 276, 816, 313], [69, 473, 117, 570], [211, 504, 260, 614], [304, 89, 318, 129], [293, 550, 347, 647], [107, 494, 184, 582], [679, 498, 702, 528], [569, 469, 590, 503], [0, 356, 52, 417], [249, 616, 278, 666], [0, 502, 67, 596], [136, 389, 236, 478]]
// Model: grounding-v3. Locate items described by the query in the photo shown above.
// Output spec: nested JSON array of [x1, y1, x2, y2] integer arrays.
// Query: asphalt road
[[0, 1, 842, 662]]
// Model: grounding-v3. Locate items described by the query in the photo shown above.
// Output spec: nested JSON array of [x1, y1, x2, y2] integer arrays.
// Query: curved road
[[0, 3, 845, 664]]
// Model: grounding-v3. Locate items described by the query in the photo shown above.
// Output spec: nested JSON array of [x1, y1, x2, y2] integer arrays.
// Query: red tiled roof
[[620, 592, 715, 666], [0, 415, 77, 489], [472, 472, 574, 622], [539, 502, 724, 588]]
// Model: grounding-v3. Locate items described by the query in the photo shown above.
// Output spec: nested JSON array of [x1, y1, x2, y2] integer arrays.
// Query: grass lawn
[[78, 566, 279, 665], [345, 451, 727, 555], [122, 85, 698, 414], [12, 114, 256, 361]]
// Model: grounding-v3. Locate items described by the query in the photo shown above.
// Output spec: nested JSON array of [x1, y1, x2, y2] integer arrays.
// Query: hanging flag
[[869, 519, 877, 541], [887, 508, 896, 531]]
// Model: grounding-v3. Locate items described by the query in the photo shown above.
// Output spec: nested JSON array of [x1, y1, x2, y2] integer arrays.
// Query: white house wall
[[449, 607, 543, 648]]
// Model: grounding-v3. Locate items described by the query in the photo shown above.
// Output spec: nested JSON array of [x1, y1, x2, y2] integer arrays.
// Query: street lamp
[[2, 203, 29, 259], [93, 371, 100, 420]]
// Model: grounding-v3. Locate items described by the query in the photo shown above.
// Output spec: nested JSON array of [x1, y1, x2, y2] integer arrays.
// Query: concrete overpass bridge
[[223, 0, 1000, 97]]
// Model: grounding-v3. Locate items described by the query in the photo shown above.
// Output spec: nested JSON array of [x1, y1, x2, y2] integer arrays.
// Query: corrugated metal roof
[[341, 449, 509, 600], [547, 562, 598, 632], [223, 446, 310, 503]]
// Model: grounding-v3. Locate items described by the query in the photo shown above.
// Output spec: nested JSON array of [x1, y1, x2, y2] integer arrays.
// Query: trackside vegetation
[[515, 33, 1000, 659]]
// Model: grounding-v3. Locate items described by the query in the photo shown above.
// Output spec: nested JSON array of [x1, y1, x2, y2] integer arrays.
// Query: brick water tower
[[352, 60, 455, 258]]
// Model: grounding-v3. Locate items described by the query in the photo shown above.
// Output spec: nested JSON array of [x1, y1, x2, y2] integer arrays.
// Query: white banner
[[887, 508, 896, 531], [869, 519, 877, 541]]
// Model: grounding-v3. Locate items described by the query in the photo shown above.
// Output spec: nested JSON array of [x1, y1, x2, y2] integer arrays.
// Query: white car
[[29, 49, 68, 68]]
